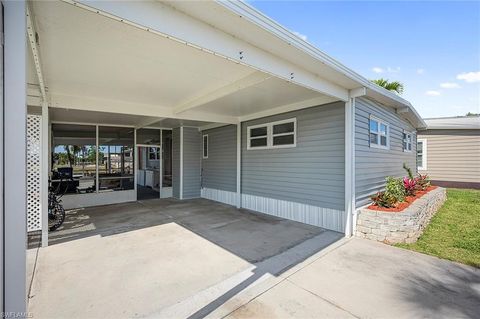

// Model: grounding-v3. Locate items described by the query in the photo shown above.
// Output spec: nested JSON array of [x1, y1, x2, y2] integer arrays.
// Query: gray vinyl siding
[[182, 127, 201, 198], [172, 127, 180, 199], [355, 97, 417, 208], [241, 102, 345, 211], [201, 125, 237, 192], [418, 129, 480, 183]]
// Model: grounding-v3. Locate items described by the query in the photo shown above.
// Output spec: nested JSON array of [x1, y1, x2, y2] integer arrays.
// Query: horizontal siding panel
[[183, 127, 201, 198], [242, 102, 345, 211], [202, 125, 237, 192], [355, 97, 417, 207], [418, 130, 479, 183], [172, 128, 180, 199]]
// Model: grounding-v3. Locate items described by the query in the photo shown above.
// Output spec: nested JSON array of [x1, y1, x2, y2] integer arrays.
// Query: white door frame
[[136, 143, 162, 200]]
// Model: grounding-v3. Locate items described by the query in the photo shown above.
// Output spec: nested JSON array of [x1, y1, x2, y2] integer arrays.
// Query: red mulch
[[367, 186, 438, 212]]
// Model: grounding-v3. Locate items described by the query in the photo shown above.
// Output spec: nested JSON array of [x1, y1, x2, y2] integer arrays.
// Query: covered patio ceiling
[[27, 0, 339, 127]]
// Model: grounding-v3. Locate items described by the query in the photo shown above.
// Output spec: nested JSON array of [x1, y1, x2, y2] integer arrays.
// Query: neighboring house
[[417, 116, 480, 189], [1, 1, 426, 312]]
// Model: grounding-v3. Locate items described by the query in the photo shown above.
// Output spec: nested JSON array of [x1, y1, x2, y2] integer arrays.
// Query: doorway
[[136, 129, 172, 200]]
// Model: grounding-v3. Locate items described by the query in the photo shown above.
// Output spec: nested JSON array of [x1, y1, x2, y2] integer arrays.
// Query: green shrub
[[371, 191, 397, 208], [415, 174, 431, 191], [370, 176, 406, 208], [385, 176, 406, 202], [403, 162, 414, 180]]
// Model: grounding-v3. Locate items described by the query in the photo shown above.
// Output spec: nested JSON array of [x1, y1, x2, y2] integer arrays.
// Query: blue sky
[[249, 1, 480, 118]]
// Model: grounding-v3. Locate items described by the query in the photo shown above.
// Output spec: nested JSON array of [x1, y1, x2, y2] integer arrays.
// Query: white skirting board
[[201, 188, 237, 206], [201, 188, 345, 232]]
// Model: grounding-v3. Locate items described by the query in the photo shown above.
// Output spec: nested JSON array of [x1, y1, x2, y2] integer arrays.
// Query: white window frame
[[403, 130, 413, 152], [369, 116, 390, 150], [247, 118, 297, 150], [202, 134, 208, 159], [417, 138, 427, 170]]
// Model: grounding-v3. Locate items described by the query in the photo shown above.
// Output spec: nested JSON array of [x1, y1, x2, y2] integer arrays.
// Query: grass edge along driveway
[[397, 188, 480, 268]]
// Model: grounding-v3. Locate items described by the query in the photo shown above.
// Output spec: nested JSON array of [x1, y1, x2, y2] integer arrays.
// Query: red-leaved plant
[[415, 174, 431, 191], [403, 177, 417, 196]]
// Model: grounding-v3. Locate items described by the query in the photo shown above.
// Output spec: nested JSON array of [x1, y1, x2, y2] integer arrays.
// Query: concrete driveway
[[28, 198, 480, 319], [212, 239, 480, 319], [27, 198, 342, 318]]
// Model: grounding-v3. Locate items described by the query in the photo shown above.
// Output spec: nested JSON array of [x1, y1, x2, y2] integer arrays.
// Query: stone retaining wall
[[355, 187, 446, 244]]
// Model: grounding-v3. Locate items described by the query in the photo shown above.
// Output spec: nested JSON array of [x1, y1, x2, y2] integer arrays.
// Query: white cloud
[[416, 68, 425, 75], [372, 66, 401, 74], [440, 82, 461, 89], [292, 31, 308, 41], [387, 66, 401, 73], [457, 71, 480, 83], [425, 90, 441, 96]]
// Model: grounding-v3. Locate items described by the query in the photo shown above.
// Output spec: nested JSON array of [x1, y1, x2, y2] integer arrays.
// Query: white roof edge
[[422, 116, 480, 130], [216, 0, 426, 129]]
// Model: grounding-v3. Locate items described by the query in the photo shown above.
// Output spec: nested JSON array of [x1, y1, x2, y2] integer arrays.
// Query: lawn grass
[[396, 188, 480, 268]]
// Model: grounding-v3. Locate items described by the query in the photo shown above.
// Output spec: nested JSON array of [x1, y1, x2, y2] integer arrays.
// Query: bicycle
[[48, 176, 66, 231]]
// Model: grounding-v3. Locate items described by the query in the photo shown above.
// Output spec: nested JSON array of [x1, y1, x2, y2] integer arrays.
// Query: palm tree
[[371, 78, 404, 95]]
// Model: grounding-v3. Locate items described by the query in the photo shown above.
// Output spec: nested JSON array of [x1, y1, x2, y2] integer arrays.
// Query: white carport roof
[[27, 0, 426, 129]]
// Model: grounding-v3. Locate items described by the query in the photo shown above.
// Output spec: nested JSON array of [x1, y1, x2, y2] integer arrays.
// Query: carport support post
[[344, 97, 356, 237], [236, 123, 241, 208], [179, 126, 183, 200], [41, 103, 49, 247], [4, 0, 27, 313]]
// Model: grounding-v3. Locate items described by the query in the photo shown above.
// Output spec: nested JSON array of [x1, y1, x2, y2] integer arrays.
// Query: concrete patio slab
[[28, 198, 340, 318]]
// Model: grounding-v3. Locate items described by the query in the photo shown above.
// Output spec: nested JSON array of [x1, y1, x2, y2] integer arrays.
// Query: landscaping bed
[[367, 186, 438, 212], [356, 187, 446, 244]]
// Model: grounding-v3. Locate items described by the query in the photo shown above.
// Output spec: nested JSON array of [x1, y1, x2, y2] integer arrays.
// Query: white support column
[[344, 97, 356, 237], [179, 127, 184, 200], [236, 123, 241, 208], [41, 103, 49, 247], [96, 125, 99, 193], [4, 0, 27, 313], [134, 129, 138, 200]]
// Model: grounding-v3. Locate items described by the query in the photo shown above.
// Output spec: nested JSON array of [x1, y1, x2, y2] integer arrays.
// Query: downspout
[[345, 88, 364, 237], [344, 97, 354, 237]]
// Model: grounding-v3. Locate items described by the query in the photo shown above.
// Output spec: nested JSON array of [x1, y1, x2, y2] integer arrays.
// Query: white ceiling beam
[[66, 0, 349, 101], [26, 4, 47, 102], [239, 95, 339, 122], [174, 71, 271, 114], [135, 117, 166, 129], [49, 93, 239, 124], [350, 87, 367, 98]]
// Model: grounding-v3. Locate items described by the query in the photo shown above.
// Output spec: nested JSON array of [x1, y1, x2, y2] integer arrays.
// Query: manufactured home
[[417, 116, 480, 189], [1, 0, 426, 313]]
